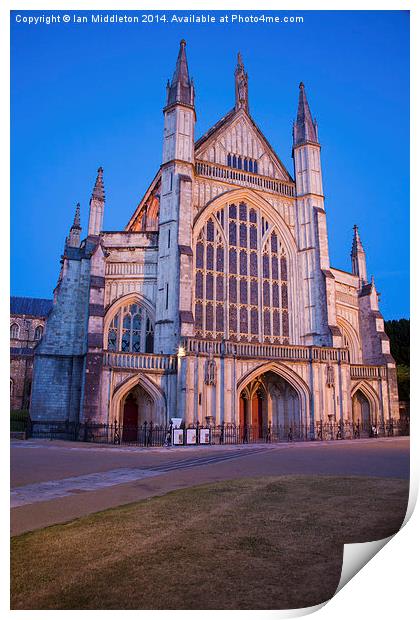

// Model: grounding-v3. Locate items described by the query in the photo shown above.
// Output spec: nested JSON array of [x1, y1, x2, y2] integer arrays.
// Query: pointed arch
[[193, 188, 297, 257], [192, 188, 301, 344], [351, 381, 381, 425], [337, 316, 362, 363], [103, 293, 155, 352], [110, 373, 166, 426], [237, 361, 311, 425]]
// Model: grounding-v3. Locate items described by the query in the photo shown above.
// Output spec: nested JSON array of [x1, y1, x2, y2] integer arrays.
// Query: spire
[[351, 224, 364, 256], [92, 166, 105, 202], [67, 203, 82, 248], [235, 51, 249, 112], [88, 167, 105, 236], [166, 39, 194, 108], [293, 82, 319, 147], [72, 202, 81, 229], [351, 224, 367, 285]]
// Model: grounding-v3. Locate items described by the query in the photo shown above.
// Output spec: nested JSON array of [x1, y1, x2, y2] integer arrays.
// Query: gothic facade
[[29, 41, 399, 434]]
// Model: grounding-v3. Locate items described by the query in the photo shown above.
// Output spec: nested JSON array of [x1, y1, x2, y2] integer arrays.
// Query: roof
[[10, 297, 53, 317]]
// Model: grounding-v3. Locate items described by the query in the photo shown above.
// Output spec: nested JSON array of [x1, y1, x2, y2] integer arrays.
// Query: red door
[[122, 394, 138, 442]]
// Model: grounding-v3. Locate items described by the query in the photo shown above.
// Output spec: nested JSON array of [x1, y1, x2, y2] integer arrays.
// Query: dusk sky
[[11, 10, 409, 319]]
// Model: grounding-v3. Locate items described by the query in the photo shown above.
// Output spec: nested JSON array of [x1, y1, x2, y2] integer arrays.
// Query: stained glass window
[[106, 303, 154, 353], [194, 203, 290, 342], [216, 246, 224, 272], [240, 250, 247, 275]]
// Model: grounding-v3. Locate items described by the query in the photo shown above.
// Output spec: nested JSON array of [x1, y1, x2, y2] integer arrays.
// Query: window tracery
[[107, 303, 154, 353], [194, 201, 290, 343]]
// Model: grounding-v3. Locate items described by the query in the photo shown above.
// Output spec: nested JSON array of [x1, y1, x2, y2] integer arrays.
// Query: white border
[[2, 2, 417, 619]]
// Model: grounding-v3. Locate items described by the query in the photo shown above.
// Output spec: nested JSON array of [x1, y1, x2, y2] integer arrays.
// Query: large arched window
[[194, 201, 290, 343], [107, 303, 154, 353], [10, 323, 19, 339]]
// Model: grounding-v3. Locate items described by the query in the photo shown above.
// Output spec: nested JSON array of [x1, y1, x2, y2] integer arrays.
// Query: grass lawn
[[11, 475, 408, 610]]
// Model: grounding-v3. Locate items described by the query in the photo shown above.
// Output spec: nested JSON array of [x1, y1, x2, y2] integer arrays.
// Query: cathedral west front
[[29, 41, 400, 439]]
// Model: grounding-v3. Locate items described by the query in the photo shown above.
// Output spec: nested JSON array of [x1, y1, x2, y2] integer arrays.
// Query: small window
[[237, 157, 242, 170], [165, 283, 169, 310], [168, 229, 171, 249], [35, 325, 43, 340], [232, 155, 237, 168], [253, 161, 258, 174], [227, 154, 232, 167], [10, 323, 19, 339], [243, 159, 248, 172]]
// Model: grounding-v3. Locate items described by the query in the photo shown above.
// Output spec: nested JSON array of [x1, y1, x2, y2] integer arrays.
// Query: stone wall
[[10, 313, 48, 411], [30, 253, 91, 422]]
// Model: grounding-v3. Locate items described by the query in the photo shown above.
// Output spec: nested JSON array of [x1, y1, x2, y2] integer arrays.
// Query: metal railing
[[24, 417, 409, 446]]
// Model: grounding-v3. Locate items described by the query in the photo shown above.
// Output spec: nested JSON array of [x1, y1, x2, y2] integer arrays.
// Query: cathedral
[[29, 41, 399, 437]]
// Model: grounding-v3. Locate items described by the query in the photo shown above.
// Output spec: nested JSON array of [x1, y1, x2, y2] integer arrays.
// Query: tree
[[384, 319, 410, 366], [385, 319, 410, 403]]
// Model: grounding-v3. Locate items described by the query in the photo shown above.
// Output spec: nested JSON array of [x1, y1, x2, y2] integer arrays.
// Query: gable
[[195, 108, 293, 182]]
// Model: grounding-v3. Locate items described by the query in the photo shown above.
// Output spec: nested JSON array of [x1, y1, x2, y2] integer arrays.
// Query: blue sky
[[11, 10, 409, 319]]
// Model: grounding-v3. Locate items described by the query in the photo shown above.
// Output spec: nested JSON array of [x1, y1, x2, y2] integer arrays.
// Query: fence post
[[25, 416, 32, 440]]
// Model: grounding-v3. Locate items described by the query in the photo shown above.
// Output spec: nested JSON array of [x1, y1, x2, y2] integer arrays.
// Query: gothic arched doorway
[[352, 389, 372, 434], [121, 384, 154, 442], [122, 393, 138, 442], [239, 369, 304, 441]]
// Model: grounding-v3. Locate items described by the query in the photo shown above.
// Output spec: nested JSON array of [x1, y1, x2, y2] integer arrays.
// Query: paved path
[[10, 437, 409, 536]]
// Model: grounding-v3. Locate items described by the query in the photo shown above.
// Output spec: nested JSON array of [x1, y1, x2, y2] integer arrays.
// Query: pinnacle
[[293, 81, 318, 146], [72, 202, 81, 229], [166, 39, 194, 107], [92, 167, 105, 202], [351, 224, 365, 255]]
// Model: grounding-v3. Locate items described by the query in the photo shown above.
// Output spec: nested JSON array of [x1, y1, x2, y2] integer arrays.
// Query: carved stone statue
[[204, 357, 216, 386]]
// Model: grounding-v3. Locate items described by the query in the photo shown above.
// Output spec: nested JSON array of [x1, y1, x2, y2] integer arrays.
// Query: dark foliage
[[384, 319, 410, 402], [384, 319, 410, 366]]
